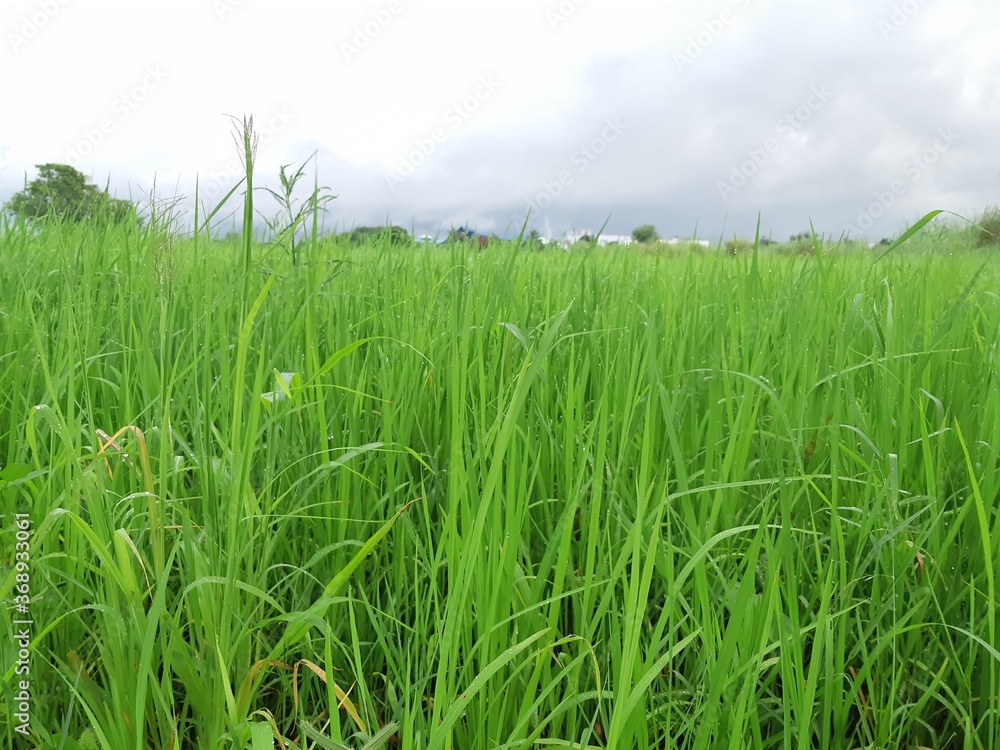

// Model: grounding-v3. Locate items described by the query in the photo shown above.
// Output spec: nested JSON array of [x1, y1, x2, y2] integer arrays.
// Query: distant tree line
[[19, 166, 893, 255], [632, 224, 658, 243], [343, 225, 411, 246], [5, 163, 136, 225]]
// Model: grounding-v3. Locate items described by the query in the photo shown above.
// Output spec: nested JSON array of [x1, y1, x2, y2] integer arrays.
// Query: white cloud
[[1, 0, 999, 240]]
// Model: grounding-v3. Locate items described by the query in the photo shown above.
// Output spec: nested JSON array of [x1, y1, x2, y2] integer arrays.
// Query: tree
[[344, 225, 410, 246], [523, 229, 547, 250], [6, 163, 135, 224], [632, 224, 659, 243], [380, 225, 411, 246]]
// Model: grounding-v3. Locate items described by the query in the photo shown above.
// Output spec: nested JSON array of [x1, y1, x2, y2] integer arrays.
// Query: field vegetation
[[2, 140, 999, 749]]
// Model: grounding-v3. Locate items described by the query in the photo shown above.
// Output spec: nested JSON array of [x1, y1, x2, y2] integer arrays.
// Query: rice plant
[[1, 137, 999, 748]]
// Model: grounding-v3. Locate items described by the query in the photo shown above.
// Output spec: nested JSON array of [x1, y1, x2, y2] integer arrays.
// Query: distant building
[[561, 229, 634, 247], [595, 234, 634, 246], [562, 229, 594, 245]]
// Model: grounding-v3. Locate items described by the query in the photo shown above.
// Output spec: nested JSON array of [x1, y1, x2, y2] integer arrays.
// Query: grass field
[[2, 176, 999, 749]]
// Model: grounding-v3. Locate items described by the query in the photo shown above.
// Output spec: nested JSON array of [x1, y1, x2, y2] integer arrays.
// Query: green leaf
[[0, 462, 31, 483], [870, 209, 943, 263], [314, 339, 372, 380], [298, 722, 349, 750], [360, 722, 400, 750], [260, 370, 302, 409], [249, 721, 274, 750]]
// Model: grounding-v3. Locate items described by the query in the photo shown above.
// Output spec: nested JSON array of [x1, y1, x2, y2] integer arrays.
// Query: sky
[[1, 0, 998, 243]]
